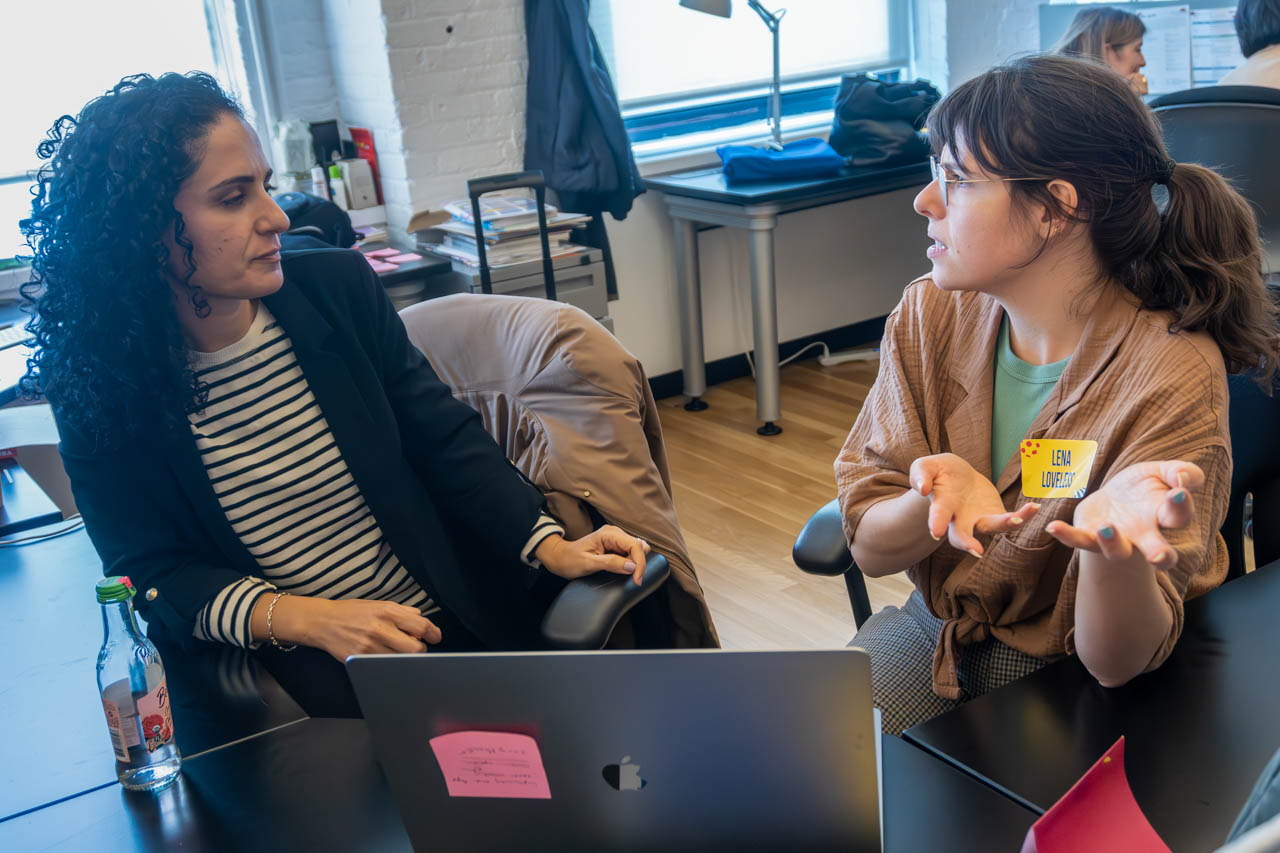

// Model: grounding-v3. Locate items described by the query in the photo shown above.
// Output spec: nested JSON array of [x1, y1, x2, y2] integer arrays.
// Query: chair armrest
[[792, 499, 854, 576], [792, 499, 873, 629], [539, 552, 671, 650]]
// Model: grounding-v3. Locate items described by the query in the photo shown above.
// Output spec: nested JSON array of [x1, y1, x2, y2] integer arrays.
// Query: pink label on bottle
[[136, 677, 175, 753]]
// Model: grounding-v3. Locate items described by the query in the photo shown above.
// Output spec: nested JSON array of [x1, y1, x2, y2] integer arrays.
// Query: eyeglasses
[[929, 156, 1051, 207]]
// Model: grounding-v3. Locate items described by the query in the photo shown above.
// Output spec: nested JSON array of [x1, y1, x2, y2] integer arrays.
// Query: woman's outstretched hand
[[910, 453, 1040, 556], [1045, 460, 1202, 568]]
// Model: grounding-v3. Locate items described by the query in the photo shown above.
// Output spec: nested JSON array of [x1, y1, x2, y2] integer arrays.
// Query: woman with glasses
[[836, 54, 1279, 735], [1053, 6, 1148, 94]]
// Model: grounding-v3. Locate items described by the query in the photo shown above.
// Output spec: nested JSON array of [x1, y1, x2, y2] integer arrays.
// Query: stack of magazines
[[423, 193, 592, 269]]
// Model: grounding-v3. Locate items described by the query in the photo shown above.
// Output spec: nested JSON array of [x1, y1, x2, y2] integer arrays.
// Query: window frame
[[623, 69, 904, 146], [594, 0, 912, 150], [1, 0, 257, 264]]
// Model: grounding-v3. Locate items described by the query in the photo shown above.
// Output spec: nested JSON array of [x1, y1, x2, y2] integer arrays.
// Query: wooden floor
[[657, 357, 914, 651]]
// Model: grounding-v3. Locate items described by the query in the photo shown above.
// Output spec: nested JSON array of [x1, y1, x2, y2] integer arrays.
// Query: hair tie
[[1153, 158, 1177, 185]]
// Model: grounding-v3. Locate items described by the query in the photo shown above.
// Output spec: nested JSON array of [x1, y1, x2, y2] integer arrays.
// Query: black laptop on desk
[[347, 649, 882, 853]]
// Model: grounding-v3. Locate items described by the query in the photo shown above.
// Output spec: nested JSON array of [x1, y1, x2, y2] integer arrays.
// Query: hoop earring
[[188, 286, 211, 319]]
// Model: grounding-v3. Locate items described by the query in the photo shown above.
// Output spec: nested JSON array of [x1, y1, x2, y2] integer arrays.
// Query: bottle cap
[[96, 575, 136, 604], [329, 164, 342, 179]]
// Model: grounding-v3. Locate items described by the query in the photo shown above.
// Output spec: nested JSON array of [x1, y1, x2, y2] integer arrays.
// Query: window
[[589, 0, 909, 154], [0, 0, 243, 260]]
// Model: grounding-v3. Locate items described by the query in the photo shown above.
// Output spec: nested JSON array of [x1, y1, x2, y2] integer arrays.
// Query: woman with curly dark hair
[[22, 72, 648, 666]]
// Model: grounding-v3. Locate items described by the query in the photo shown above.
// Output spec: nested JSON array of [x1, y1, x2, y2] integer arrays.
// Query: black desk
[[0, 529, 306, 821], [646, 162, 929, 435], [904, 563, 1280, 851], [0, 719, 1035, 852]]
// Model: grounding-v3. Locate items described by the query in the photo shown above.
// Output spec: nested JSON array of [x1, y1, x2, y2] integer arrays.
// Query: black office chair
[[1148, 85, 1280, 279], [792, 500, 872, 628], [539, 552, 672, 649], [794, 375, 1280, 627], [1225, 374, 1280, 578]]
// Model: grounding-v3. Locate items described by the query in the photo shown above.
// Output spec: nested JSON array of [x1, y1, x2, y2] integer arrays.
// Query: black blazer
[[54, 249, 547, 650]]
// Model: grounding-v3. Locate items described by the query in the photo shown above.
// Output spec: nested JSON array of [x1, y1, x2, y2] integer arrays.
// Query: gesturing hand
[[535, 526, 651, 585], [911, 453, 1040, 556], [1046, 461, 1202, 569]]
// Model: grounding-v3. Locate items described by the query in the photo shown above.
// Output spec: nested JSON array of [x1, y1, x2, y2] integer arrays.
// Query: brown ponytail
[[926, 54, 1280, 385], [1134, 162, 1279, 379]]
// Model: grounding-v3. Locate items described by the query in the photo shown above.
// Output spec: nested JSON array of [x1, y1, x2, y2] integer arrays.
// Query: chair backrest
[[1149, 86, 1280, 276], [398, 293, 718, 647], [1225, 374, 1280, 578]]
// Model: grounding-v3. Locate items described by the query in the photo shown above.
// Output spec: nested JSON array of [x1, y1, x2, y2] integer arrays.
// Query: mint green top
[[991, 315, 1070, 478]]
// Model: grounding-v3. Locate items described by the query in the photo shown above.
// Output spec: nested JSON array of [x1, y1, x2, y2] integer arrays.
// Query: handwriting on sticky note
[[1020, 439, 1098, 500], [368, 260, 399, 273], [429, 731, 551, 799], [363, 247, 401, 258], [384, 252, 423, 263]]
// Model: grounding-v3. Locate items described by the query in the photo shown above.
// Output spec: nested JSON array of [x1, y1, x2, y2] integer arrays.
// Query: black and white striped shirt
[[191, 304, 562, 648]]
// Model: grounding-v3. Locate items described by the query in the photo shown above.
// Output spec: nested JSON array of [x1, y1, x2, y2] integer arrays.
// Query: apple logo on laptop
[[602, 756, 646, 791]]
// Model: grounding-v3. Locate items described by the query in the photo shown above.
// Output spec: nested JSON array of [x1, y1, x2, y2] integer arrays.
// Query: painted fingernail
[[1010, 516, 1024, 525], [1172, 491, 1187, 505], [625, 561, 637, 571], [1099, 526, 1115, 540], [967, 548, 983, 559]]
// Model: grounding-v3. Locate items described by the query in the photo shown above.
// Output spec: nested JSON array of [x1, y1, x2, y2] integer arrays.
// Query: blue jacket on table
[[52, 248, 548, 651]]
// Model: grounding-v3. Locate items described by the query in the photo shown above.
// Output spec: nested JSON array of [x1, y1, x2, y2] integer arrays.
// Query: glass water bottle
[[96, 576, 182, 791]]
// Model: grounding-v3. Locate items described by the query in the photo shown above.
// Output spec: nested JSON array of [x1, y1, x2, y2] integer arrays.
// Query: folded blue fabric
[[716, 137, 846, 183]]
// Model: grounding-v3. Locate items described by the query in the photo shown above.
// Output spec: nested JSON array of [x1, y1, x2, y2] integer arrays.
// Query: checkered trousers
[[849, 590, 1048, 736]]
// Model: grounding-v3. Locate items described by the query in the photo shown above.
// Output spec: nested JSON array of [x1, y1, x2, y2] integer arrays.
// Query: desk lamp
[[679, 0, 787, 150]]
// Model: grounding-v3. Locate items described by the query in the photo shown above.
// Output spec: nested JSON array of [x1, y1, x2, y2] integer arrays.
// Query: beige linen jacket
[[401, 293, 718, 648]]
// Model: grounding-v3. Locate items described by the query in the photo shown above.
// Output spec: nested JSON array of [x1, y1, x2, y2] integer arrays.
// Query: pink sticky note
[[1021, 737, 1170, 853], [429, 731, 551, 799], [368, 260, 399, 273], [384, 252, 423, 263], [363, 247, 401, 258]]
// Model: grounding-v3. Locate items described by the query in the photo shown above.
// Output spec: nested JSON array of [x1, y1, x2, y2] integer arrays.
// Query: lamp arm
[[746, 1, 785, 149], [746, 0, 784, 31]]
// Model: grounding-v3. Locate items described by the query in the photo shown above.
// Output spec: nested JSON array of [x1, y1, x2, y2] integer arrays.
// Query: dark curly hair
[[19, 72, 244, 446]]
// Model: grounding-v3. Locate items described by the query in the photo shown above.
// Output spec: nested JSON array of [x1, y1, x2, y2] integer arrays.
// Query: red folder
[[1021, 737, 1170, 853], [348, 126, 383, 205]]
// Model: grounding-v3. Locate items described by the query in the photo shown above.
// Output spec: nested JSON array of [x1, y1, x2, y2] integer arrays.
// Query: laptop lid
[[348, 648, 880, 853]]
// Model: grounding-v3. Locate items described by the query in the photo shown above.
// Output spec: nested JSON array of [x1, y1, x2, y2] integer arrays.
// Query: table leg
[[747, 224, 781, 435], [672, 216, 708, 411]]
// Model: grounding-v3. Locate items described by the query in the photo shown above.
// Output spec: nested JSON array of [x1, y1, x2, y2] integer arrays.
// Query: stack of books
[[423, 194, 592, 269]]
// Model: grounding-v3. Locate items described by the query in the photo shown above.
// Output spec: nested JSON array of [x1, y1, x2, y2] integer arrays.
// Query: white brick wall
[[381, 0, 527, 241], [261, 0, 529, 242]]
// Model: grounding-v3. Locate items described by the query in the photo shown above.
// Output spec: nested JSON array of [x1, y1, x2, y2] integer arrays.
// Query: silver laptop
[[347, 649, 882, 852]]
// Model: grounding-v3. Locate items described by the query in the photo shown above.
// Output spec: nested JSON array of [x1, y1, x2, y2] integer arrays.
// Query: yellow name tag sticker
[[1020, 439, 1098, 499]]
